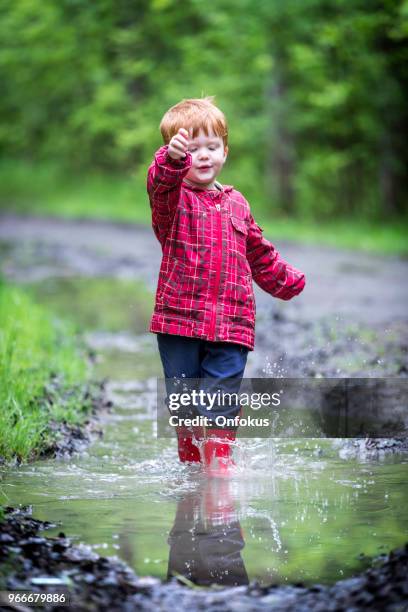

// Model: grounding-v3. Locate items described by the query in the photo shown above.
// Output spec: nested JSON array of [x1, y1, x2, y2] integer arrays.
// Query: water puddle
[[1, 274, 407, 588]]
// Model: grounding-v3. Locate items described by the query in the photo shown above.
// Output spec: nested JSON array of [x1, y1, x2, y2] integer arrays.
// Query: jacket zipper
[[209, 202, 222, 340]]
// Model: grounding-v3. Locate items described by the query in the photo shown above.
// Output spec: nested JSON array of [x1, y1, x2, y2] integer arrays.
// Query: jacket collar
[[182, 179, 234, 194]]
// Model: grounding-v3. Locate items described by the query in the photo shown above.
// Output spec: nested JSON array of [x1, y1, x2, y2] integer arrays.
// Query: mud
[[0, 214, 407, 326], [1, 214, 407, 384], [0, 214, 407, 609], [38, 382, 110, 461], [1, 506, 407, 611]]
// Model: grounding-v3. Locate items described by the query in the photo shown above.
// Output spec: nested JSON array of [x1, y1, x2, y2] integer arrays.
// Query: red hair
[[160, 97, 228, 146]]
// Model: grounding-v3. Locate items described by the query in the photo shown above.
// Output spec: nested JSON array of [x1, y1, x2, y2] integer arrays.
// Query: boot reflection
[[167, 478, 249, 586]]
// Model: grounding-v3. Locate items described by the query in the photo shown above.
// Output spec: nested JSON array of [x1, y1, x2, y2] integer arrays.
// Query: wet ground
[[2, 506, 408, 611], [0, 214, 407, 607], [0, 214, 407, 380]]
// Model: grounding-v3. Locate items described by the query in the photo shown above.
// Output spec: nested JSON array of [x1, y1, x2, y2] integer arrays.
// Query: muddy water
[[1, 271, 408, 588], [0, 218, 408, 585]]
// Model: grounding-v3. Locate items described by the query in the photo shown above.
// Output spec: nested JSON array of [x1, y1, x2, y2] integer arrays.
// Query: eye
[[208, 146, 216, 151], [189, 147, 197, 152]]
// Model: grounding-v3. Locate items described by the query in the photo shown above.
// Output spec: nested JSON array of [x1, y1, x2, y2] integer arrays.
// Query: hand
[[168, 128, 189, 160]]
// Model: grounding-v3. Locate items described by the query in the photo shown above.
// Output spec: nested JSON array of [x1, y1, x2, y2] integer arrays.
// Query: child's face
[[184, 129, 228, 190]]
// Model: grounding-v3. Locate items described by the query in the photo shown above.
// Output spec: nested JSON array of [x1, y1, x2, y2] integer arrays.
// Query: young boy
[[147, 97, 305, 475]]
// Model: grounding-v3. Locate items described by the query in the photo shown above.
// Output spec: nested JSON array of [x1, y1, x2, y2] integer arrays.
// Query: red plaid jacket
[[147, 145, 305, 351]]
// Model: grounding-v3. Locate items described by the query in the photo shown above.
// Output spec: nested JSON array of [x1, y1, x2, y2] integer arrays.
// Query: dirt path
[[1, 213, 407, 379], [1, 216, 408, 606], [1, 213, 407, 322]]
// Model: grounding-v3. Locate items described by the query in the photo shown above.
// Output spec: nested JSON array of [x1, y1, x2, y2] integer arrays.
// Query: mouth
[[197, 166, 212, 170]]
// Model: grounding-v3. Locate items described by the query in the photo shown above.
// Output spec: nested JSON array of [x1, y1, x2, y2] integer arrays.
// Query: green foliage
[[0, 0, 407, 219], [0, 280, 91, 462]]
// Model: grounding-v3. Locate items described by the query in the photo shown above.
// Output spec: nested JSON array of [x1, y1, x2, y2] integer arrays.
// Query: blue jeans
[[157, 333, 249, 425]]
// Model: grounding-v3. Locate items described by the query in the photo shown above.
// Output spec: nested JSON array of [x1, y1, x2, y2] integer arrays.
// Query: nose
[[198, 148, 209, 160]]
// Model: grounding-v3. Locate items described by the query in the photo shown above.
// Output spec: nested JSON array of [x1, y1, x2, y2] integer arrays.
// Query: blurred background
[[1, 2, 408, 592], [0, 0, 407, 253]]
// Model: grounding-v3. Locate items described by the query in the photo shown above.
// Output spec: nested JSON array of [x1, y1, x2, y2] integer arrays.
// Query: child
[[147, 97, 305, 475]]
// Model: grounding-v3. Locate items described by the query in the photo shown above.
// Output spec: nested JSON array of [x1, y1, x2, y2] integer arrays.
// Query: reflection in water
[[1, 263, 407, 587], [167, 479, 249, 586], [1, 340, 408, 586]]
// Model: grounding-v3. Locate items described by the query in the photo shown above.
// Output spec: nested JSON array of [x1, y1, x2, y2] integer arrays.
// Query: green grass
[[260, 217, 407, 256], [0, 159, 147, 224], [0, 279, 93, 462], [0, 159, 407, 256]]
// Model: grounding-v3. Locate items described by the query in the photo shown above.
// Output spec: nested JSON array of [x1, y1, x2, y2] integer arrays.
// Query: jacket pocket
[[230, 215, 248, 235], [229, 215, 249, 261]]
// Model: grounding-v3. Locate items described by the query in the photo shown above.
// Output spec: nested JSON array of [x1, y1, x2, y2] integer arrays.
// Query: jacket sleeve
[[147, 145, 192, 246], [246, 214, 305, 300]]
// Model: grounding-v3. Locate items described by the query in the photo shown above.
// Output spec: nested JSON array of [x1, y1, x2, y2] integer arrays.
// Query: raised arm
[[246, 214, 305, 300], [147, 128, 192, 246]]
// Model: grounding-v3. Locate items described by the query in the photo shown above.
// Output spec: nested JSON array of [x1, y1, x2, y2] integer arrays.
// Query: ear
[[223, 145, 229, 161]]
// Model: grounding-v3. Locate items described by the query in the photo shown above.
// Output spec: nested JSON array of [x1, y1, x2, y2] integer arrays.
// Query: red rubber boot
[[203, 429, 237, 477], [176, 427, 201, 463]]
